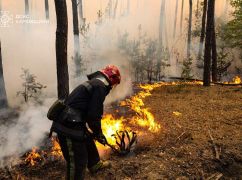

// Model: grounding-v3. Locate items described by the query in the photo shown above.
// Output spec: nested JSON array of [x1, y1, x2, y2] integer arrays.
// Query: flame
[[50, 137, 63, 157], [173, 111, 182, 116], [24, 147, 41, 166], [233, 76, 241, 84], [100, 83, 163, 149], [26, 81, 205, 164], [101, 114, 126, 145]]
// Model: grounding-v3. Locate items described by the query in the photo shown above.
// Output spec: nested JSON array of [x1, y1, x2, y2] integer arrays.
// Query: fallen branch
[[207, 172, 223, 180], [176, 131, 186, 142], [208, 130, 220, 160], [213, 82, 242, 86]]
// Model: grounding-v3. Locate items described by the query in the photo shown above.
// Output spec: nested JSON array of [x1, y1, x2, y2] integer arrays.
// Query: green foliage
[[221, 0, 242, 49], [71, 54, 87, 76], [118, 26, 169, 82], [217, 46, 233, 80], [17, 68, 46, 103], [192, 1, 204, 38], [80, 18, 90, 39], [181, 57, 193, 80]]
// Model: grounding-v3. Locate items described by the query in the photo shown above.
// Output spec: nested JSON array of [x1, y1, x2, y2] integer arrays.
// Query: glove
[[96, 133, 108, 146]]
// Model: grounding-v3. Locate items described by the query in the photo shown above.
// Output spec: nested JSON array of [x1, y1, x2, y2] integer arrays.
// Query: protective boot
[[89, 161, 111, 174]]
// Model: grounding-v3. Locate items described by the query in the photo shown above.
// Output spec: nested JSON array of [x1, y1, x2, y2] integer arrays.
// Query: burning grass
[[22, 83, 165, 166], [0, 79, 241, 179]]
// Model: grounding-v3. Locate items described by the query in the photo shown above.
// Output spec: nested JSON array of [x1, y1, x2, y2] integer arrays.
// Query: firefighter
[[50, 65, 121, 180]]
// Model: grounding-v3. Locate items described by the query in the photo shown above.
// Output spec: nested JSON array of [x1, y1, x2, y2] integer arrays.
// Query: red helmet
[[101, 65, 121, 86]]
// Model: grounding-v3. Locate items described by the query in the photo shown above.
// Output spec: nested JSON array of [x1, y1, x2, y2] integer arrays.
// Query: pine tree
[[45, 0, 49, 20], [211, 9, 217, 82], [173, 0, 179, 38], [54, 0, 69, 99], [197, 0, 208, 62], [78, 0, 84, 26], [187, 0, 193, 59], [71, 0, 81, 76], [0, 42, 8, 108], [25, 0, 29, 15], [203, 0, 215, 86], [180, 0, 185, 34]]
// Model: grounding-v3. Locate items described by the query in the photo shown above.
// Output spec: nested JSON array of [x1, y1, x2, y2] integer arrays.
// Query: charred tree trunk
[[25, 0, 29, 15], [197, 0, 207, 61], [45, 0, 49, 20], [72, 0, 80, 42], [180, 0, 184, 34], [0, 42, 8, 109], [72, 0, 81, 76], [173, 0, 179, 38], [54, 0, 69, 99], [78, 0, 84, 26], [211, 17, 217, 82], [203, 0, 215, 86], [187, 0, 193, 59]]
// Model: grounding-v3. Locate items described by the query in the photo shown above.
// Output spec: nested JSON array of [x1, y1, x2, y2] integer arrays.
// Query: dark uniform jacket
[[63, 77, 111, 135]]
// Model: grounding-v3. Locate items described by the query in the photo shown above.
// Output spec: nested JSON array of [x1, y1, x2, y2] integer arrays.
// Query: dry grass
[[1, 85, 241, 179]]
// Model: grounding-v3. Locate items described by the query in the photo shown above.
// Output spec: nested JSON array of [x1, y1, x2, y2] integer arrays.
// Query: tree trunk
[[187, 0, 193, 59], [180, 0, 184, 34], [78, 0, 84, 26], [196, 0, 200, 16], [54, 0, 69, 99], [203, 0, 215, 86], [198, 0, 207, 61], [0, 42, 8, 109], [108, 0, 113, 18], [45, 0, 49, 20], [159, 0, 165, 47], [211, 16, 217, 82], [173, 0, 179, 38], [113, 0, 119, 18], [25, 0, 29, 15], [127, 0, 130, 15], [223, 0, 229, 20], [72, 0, 81, 76]]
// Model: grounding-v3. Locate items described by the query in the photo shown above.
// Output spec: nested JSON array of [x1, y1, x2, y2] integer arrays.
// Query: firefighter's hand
[[96, 133, 108, 146]]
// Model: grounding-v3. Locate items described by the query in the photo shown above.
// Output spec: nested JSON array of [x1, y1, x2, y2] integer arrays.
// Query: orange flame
[[27, 81, 204, 163], [24, 147, 41, 166], [233, 76, 241, 84], [100, 83, 163, 149], [50, 137, 63, 157]]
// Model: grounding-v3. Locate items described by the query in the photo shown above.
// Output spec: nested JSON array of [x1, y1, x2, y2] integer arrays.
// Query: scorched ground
[[0, 82, 242, 179]]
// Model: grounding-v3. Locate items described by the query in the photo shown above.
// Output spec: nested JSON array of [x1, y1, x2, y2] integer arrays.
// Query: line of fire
[[0, 0, 241, 179]]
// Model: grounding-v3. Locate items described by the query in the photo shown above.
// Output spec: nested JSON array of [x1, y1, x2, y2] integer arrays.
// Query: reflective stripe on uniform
[[67, 138, 75, 180]]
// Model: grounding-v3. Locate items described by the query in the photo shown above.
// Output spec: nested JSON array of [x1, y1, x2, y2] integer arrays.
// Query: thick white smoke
[[0, 99, 53, 166]]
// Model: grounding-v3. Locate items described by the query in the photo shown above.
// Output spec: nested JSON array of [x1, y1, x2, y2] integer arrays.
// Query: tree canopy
[[222, 0, 242, 49]]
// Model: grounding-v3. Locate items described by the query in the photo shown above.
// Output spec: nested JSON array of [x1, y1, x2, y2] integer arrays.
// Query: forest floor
[[1, 84, 242, 179]]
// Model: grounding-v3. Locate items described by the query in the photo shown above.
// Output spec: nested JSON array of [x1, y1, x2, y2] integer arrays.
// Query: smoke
[[0, 99, 53, 166], [0, 0, 237, 165]]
